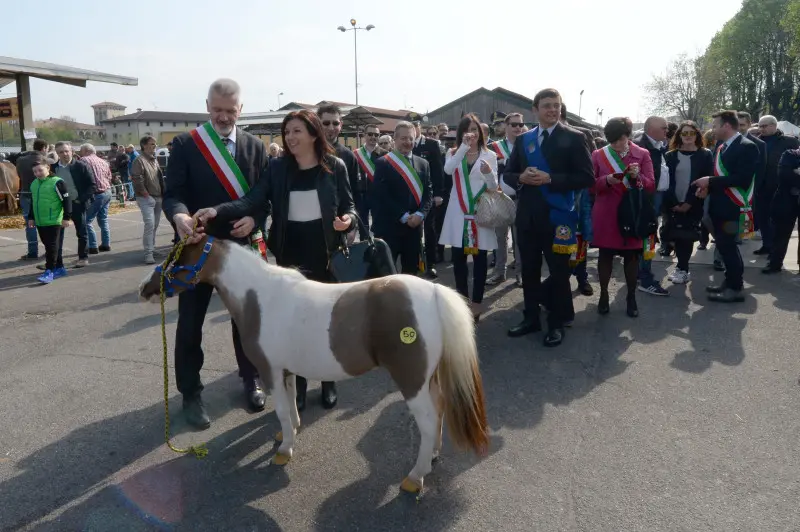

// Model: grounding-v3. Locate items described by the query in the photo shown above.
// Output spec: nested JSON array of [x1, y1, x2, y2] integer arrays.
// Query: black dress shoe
[[626, 296, 639, 318], [598, 291, 610, 315], [88, 247, 99, 255], [425, 268, 438, 280], [697, 244, 708, 250], [708, 287, 745, 303], [183, 394, 211, 429], [753, 247, 770, 255], [244, 377, 266, 411], [579, 283, 594, 296], [705, 283, 726, 294], [761, 265, 781, 274], [98, 245, 111, 252], [507, 317, 542, 338], [321, 381, 337, 409], [543, 328, 565, 347], [296, 375, 308, 412]]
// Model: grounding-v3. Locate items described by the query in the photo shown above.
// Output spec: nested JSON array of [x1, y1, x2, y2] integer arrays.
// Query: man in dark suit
[[372, 121, 433, 274], [412, 119, 445, 278], [318, 103, 360, 210], [737, 112, 767, 249], [503, 88, 594, 347], [353, 123, 388, 238], [163, 78, 269, 428], [694, 110, 759, 303]]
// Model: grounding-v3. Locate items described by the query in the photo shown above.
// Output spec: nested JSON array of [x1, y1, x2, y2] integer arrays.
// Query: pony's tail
[[434, 284, 489, 456]]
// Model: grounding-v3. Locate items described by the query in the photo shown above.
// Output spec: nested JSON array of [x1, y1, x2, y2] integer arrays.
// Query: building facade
[[91, 102, 126, 126], [101, 111, 210, 146]]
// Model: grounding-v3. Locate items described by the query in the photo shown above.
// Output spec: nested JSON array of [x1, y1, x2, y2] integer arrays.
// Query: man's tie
[[540, 129, 550, 148], [221, 137, 232, 155]]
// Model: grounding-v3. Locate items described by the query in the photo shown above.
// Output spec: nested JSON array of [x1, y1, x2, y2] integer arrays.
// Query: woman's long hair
[[281, 110, 335, 173], [669, 120, 704, 151], [455, 113, 487, 151]]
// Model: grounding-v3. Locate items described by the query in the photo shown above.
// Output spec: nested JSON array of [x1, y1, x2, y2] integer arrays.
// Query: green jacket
[[30, 176, 68, 227]]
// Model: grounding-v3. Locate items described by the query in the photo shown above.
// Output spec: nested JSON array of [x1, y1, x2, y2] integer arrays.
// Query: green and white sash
[[190, 122, 267, 258], [490, 139, 511, 161], [598, 145, 633, 188], [354, 146, 376, 182], [714, 144, 755, 239], [385, 150, 423, 206], [454, 155, 486, 255]]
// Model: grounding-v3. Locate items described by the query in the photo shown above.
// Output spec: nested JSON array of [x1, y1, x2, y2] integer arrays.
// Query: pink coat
[[590, 142, 655, 250]]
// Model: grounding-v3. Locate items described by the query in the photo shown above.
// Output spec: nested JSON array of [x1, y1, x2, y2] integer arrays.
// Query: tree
[[644, 53, 721, 126]]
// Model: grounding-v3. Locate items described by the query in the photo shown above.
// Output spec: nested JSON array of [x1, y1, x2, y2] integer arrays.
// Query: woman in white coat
[[439, 113, 499, 321]]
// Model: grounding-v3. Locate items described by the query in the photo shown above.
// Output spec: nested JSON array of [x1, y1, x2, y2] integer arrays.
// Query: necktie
[[221, 137, 232, 155], [541, 129, 550, 147]]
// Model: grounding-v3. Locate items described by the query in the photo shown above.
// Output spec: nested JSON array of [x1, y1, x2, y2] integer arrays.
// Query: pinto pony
[[139, 235, 488, 493]]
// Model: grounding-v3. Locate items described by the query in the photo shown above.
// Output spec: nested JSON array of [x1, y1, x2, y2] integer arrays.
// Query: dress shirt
[[398, 151, 424, 223], [219, 126, 237, 157], [538, 124, 557, 146]]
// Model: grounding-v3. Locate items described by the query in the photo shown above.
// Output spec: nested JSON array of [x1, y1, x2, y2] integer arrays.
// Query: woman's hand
[[480, 160, 492, 174], [463, 133, 477, 148], [605, 175, 621, 186], [333, 214, 352, 231]]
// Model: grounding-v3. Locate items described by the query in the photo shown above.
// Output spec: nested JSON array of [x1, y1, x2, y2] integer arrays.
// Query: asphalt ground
[[0, 205, 798, 532]]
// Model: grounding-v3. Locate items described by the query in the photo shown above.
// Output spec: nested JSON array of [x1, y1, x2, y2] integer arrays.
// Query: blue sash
[[522, 127, 578, 254]]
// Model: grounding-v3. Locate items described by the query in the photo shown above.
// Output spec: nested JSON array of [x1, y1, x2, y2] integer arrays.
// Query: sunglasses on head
[[322, 120, 341, 127]]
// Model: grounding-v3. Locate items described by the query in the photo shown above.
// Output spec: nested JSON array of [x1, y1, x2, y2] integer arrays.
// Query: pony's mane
[[221, 239, 307, 282]]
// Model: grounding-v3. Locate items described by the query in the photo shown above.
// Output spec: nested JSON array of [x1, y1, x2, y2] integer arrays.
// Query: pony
[[139, 235, 489, 493], [0, 161, 19, 215]]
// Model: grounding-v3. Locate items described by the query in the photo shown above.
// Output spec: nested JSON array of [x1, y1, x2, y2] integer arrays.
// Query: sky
[[1, 0, 743, 127]]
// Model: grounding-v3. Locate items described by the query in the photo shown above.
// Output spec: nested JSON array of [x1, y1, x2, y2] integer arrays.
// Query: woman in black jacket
[[195, 109, 356, 411], [663, 121, 714, 284]]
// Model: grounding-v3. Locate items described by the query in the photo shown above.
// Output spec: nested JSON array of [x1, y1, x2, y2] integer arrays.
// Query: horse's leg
[[430, 376, 445, 462], [285, 372, 301, 430], [401, 385, 438, 494], [271, 368, 295, 466]]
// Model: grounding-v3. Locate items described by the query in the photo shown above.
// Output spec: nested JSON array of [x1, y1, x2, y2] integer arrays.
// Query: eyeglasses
[[680, 131, 696, 137], [509, 122, 524, 128], [322, 120, 341, 127], [364, 132, 379, 137]]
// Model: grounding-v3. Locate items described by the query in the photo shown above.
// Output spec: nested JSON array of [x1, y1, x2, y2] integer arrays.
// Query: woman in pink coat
[[590, 117, 655, 318]]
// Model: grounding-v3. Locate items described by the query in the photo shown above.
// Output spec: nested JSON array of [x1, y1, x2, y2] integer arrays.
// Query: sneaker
[[638, 281, 669, 296], [144, 253, 155, 265], [53, 267, 68, 279], [669, 269, 690, 284], [74, 258, 89, 268], [37, 270, 54, 284], [485, 274, 506, 286]]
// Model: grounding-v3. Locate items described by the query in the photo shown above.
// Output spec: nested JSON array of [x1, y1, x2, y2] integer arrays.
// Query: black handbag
[[665, 212, 701, 242], [328, 215, 396, 283]]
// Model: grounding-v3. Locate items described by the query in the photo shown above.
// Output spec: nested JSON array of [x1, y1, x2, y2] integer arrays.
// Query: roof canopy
[[0, 56, 137, 89]]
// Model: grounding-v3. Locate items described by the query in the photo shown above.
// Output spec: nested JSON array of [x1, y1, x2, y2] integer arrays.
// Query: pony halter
[[156, 237, 215, 297]]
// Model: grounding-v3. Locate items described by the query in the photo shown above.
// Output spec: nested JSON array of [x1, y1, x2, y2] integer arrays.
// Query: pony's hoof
[[400, 477, 422, 493], [275, 431, 283, 442], [272, 452, 291, 466]]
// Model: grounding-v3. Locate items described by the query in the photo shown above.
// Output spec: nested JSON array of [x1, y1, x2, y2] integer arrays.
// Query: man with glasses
[[318, 103, 360, 217], [353, 124, 388, 237], [737, 112, 766, 243], [412, 119, 445, 278], [487, 112, 525, 286]]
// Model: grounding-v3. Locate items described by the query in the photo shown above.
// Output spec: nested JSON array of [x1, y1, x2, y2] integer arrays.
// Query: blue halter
[[154, 237, 216, 297]]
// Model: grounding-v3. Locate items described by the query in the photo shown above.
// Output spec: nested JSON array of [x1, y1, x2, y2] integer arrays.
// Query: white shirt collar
[[725, 132, 741, 148], [539, 124, 557, 137], [646, 134, 663, 150], [365, 144, 376, 153]]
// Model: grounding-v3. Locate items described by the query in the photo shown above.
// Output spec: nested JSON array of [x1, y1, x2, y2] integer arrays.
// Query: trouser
[[385, 225, 423, 275], [713, 219, 744, 290], [754, 188, 775, 249], [354, 191, 370, 240], [493, 224, 519, 277], [517, 222, 573, 329], [452, 248, 488, 303], [57, 200, 89, 263], [638, 192, 663, 284], [573, 260, 588, 285], [541, 259, 588, 322], [86, 189, 112, 248], [19, 195, 39, 257], [37, 225, 63, 271], [136, 195, 163, 255], [174, 282, 258, 397], [768, 196, 800, 269], [674, 239, 694, 272], [424, 203, 442, 267], [435, 198, 449, 261]]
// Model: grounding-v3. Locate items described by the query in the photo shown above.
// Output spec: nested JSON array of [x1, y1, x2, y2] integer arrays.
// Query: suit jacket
[[503, 122, 594, 229], [413, 136, 445, 198], [663, 148, 714, 220], [371, 153, 433, 238], [760, 131, 800, 192], [50, 159, 96, 203], [213, 156, 356, 262], [572, 124, 598, 153], [746, 132, 767, 193], [356, 145, 388, 193], [708, 134, 759, 221], [333, 142, 360, 199], [633, 133, 665, 184], [163, 126, 269, 243]]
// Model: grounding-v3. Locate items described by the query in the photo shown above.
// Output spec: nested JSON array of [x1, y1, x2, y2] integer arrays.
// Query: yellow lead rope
[[160, 228, 208, 458]]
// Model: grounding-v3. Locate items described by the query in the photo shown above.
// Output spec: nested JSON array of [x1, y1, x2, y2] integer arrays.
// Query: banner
[[0, 98, 19, 122]]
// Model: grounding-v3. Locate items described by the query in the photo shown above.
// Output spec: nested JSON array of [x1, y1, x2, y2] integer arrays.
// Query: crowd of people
[[8, 77, 800, 430]]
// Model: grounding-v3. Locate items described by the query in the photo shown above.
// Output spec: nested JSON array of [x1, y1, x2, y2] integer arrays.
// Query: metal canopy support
[[16, 75, 33, 151]]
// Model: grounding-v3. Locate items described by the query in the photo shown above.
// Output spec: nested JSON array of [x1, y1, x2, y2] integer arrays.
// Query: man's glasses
[[364, 132, 379, 137], [509, 122, 524, 128], [322, 120, 341, 127]]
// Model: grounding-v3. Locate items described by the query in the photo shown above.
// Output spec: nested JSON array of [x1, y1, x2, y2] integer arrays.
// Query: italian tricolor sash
[[491, 139, 511, 161], [598, 145, 633, 188], [385, 150, 423, 206], [454, 156, 487, 255], [354, 146, 376, 182], [714, 145, 755, 239], [569, 232, 587, 267], [190, 122, 267, 259]]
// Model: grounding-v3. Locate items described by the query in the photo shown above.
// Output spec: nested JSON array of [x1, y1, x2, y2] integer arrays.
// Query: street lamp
[[578, 89, 584, 118], [337, 19, 375, 106], [596, 107, 604, 125], [277, 91, 284, 109]]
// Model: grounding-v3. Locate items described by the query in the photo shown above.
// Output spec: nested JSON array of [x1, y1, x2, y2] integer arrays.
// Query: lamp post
[[596, 107, 604, 126], [578, 89, 584, 118], [277, 91, 284, 109], [337, 19, 375, 106]]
